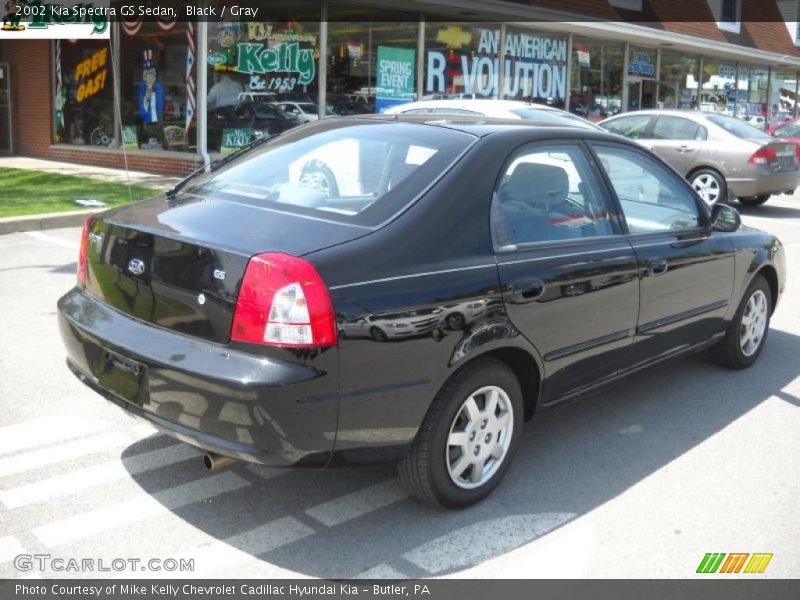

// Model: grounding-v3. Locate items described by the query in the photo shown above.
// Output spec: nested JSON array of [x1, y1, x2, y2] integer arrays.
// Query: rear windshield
[[186, 121, 474, 226], [707, 115, 771, 140], [510, 108, 598, 129]]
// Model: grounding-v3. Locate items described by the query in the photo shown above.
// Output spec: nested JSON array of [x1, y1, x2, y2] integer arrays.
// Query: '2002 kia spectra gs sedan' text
[[58, 116, 785, 508]]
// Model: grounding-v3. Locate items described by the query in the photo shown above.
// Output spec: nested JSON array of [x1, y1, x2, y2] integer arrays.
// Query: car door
[[492, 141, 640, 402], [649, 115, 708, 175], [590, 142, 735, 368]]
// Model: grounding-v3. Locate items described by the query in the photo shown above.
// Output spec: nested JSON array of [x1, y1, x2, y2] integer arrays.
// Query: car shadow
[[121, 327, 800, 578], [735, 201, 800, 219]]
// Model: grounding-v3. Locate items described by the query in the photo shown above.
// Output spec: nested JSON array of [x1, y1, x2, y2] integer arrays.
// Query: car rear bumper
[[728, 171, 799, 198], [57, 289, 339, 467]]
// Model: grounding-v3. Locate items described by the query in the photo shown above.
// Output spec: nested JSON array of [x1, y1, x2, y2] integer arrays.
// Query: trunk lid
[[753, 139, 799, 172], [84, 194, 369, 343]]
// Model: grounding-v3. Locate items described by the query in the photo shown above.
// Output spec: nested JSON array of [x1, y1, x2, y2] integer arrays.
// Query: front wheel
[[711, 274, 772, 369], [399, 358, 523, 508], [738, 194, 770, 207], [690, 169, 727, 206]]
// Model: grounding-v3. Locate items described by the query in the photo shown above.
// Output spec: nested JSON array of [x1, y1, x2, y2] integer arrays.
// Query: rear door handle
[[677, 145, 694, 153], [649, 258, 669, 276], [511, 277, 546, 303]]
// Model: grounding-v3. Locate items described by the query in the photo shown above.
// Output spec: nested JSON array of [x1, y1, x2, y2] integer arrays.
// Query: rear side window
[[593, 144, 701, 233], [186, 122, 474, 226], [653, 116, 707, 141], [492, 143, 616, 248], [600, 115, 652, 139], [707, 115, 771, 139]]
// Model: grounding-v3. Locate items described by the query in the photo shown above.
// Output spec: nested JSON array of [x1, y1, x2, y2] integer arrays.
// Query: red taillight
[[794, 144, 800, 166], [748, 146, 777, 165], [77, 216, 92, 288], [230, 253, 338, 348]]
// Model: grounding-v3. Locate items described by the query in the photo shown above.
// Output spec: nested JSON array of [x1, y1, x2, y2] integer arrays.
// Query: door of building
[[0, 63, 11, 155], [627, 77, 656, 111]]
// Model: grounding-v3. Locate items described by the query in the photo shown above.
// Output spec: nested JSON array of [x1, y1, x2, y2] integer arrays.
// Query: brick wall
[[3, 40, 52, 157], [45, 145, 203, 177]]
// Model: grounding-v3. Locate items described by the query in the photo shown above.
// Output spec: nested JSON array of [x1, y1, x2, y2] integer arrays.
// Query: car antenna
[[108, 35, 134, 206]]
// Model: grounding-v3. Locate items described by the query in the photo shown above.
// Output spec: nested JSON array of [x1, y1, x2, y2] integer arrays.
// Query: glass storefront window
[[626, 46, 657, 111], [768, 69, 796, 127], [698, 59, 736, 115], [736, 65, 769, 128], [503, 26, 569, 107], [326, 22, 418, 114], [119, 21, 196, 152], [204, 20, 320, 152], [423, 23, 497, 99], [658, 51, 699, 110], [54, 39, 114, 146], [570, 38, 624, 121]]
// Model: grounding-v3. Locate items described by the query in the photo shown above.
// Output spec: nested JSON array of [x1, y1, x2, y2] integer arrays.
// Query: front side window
[[652, 116, 706, 141], [492, 144, 615, 247], [593, 144, 701, 233], [600, 115, 652, 139]]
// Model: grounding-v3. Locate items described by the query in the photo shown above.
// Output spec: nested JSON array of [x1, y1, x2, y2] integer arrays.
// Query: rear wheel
[[738, 194, 770, 207], [711, 274, 771, 369], [399, 358, 523, 508], [690, 168, 727, 206]]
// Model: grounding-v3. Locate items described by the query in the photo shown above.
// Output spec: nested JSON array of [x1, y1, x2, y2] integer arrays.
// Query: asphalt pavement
[[1, 196, 799, 579]]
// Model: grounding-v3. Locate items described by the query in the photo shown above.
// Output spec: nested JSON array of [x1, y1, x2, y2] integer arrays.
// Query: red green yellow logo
[[697, 553, 773, 574]]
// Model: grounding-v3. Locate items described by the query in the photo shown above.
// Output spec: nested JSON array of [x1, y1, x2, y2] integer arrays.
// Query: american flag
[[54, 39, 64, 139]]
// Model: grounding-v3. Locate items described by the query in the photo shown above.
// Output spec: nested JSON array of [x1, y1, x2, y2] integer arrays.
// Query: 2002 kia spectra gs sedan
[[58, 116, 786, 508]]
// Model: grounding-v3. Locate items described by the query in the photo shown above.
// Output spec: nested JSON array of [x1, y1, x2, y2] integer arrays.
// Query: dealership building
[[2, 0, 800, 175]]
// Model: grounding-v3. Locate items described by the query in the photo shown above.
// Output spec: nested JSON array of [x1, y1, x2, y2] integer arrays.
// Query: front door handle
[[649, 258, 669, 276], [511, 277, 546, 303]]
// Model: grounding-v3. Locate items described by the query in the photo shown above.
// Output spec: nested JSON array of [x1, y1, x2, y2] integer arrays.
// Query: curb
[[0, 209, 98, 235]]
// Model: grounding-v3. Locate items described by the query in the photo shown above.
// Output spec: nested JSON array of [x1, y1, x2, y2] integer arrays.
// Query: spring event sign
[[376, 46, 416, 112]]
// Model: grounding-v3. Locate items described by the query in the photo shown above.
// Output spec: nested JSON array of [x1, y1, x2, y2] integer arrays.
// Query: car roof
[[603, 109, 722, 122], [385, 99, 560, 113], [334, 113, 622, 140]]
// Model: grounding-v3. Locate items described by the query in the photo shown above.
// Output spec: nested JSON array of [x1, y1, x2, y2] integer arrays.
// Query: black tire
[[445, 312, 466, 330], [369, 326, 388, 342], [711, 274, 772, 369], [738, 194, 770, 207], [689, 168, 728, 206], [398, 357, 523, 508]]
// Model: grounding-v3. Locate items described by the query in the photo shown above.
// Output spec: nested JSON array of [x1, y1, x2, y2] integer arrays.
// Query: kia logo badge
[[127, 258, 146, 276]]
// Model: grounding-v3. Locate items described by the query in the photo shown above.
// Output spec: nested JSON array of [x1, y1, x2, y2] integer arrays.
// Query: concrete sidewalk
[[0, 156, 181, 190], [0, 156, 183, 234]]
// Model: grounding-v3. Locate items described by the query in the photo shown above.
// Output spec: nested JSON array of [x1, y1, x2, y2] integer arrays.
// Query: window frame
[[490, 139, 627, 253], [586, 140, 712, 236], [717, 0, 742, 33]]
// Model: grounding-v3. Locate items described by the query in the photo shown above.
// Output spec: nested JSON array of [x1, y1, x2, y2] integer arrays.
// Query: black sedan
[[58, 116, 786, 508]]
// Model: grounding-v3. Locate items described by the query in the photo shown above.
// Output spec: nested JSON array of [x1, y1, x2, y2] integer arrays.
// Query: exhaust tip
[[203, 452, 235, 472]]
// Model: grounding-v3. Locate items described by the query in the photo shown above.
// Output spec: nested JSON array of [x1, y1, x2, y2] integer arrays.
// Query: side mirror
[[710, 203, 741, 233]]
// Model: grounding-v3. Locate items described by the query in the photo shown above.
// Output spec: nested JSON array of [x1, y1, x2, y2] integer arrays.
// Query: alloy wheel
[[692, 173, 721, 205], [446, 385, 514, 489], [739, 290, 768, 357]]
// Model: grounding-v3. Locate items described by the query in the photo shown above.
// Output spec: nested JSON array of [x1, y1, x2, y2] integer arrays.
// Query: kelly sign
[[376, 46, 416, 112]]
